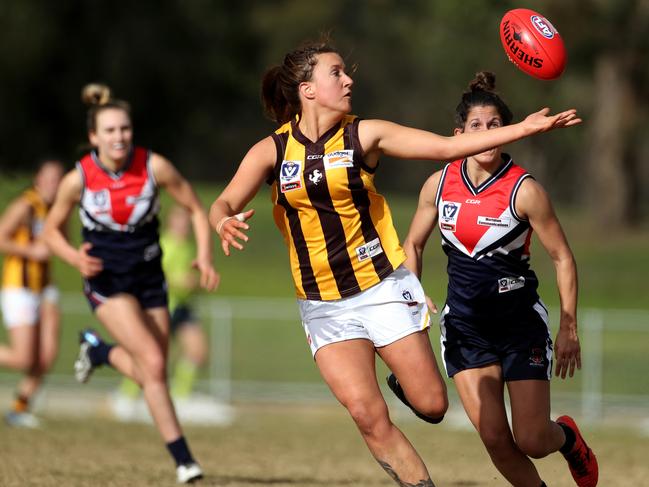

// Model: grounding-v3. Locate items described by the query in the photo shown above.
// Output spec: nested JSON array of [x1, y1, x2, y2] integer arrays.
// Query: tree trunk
[[588, 52, 636, 227]]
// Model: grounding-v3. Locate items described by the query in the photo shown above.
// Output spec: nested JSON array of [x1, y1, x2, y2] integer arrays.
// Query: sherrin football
[[500, 8, 566, 80]]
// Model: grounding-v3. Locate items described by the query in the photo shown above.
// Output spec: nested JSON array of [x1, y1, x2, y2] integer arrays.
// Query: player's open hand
[[77, 242, 103, 278], [217, 209, 255, 256], [554, 325, 582, 379], [192, 258, 220, 292], [523, 107, 582, 134]]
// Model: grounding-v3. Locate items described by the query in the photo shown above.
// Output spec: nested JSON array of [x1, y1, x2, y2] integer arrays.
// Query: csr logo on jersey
[[355, 237, 384, 262], [440, 202, 461, 231], [280, 160, 302, 193], [323, 150, 354, 169], [498, 276, 526, 293]]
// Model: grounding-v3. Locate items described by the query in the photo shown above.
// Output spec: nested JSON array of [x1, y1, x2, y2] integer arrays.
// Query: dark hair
[[81, 83, 131, 132], [261, 38, 339, 124], [455, 71, 513, 128]]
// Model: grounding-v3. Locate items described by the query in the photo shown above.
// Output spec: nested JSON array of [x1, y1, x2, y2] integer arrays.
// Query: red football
[[500, 8, 566, 80]]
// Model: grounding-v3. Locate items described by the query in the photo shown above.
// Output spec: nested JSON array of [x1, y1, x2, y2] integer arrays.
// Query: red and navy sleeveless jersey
[[77, 147, 161, 273], [435, 155, 539, 319]]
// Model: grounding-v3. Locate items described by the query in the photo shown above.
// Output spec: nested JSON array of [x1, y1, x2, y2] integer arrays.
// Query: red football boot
[[557, 415, 598, 487]]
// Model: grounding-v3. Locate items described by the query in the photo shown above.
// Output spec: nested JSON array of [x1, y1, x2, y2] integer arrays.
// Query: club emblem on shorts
[[280, 160, 302, 193], [402, 290, 413, 301], [529, 347, 545, 367], [308, 169, 323, 185], [439, 202, 461, 232]]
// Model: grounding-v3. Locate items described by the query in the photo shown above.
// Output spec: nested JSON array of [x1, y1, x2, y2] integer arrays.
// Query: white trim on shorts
[[298, 265, 431, 357]]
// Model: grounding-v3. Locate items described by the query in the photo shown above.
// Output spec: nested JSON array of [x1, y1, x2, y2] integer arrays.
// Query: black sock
[[558, 422, 576, 454], [88, 342, 114, 367], [166, 436, 195, 466], [540, 482, 548, 487]]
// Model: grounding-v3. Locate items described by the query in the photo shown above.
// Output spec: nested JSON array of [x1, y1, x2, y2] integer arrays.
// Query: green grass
[[0, 404, 647, 486]]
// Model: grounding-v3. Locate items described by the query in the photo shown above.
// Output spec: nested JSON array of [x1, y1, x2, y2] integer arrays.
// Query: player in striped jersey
[[403, 72, 597, 487], [43, 84, 219, 483], [210, 40, 581, 486], [0, 160, 64, 428]]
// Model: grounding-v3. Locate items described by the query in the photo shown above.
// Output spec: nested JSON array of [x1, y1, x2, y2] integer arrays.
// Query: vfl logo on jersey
[[89, 189, 111, 214], [323, 150, 354, 169], [477, 216, 511, 228], [498, 276, 526, 293], [280, 160, 302, 193], [355, 237, 384, 262], [308, 169, 323, 185], [439, 202, 461, 232]]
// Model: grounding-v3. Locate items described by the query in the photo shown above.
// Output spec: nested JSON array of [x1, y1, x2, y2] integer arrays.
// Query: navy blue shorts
[[439, 301, 553, 381], [83, 259, 168, 311], [169, 304, 199, 335]]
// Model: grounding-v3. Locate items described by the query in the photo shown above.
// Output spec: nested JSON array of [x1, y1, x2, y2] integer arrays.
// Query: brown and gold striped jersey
[[269, 115, 406, 300], [1, 188, 51, 292]]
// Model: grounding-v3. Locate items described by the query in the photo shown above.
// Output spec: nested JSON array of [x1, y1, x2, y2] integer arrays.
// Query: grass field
[[1, 175, 648, 486], [0, 403, 648, 486]]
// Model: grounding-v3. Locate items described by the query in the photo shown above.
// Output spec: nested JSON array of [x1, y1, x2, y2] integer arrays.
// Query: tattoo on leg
[[377, 460, 436, 487]]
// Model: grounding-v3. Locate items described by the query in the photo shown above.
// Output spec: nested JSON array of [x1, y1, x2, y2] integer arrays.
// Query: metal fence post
[[581, 309, 604, 424]]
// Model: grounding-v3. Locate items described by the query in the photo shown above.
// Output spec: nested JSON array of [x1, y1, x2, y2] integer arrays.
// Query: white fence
[[2, 294, 647, 428]]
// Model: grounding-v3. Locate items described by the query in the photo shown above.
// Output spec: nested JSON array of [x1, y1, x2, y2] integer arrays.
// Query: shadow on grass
[[208, 475, 389, 485], [208, 475, 480, 486]]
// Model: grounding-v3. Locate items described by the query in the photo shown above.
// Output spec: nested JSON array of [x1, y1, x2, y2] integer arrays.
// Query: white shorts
[[298, 265, 430, 356], [1, 285, 59, 329]]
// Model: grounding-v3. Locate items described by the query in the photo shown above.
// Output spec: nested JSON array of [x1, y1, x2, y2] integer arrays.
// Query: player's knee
[[479, 426, 513, 453], [411, 393, 448, 421], [346, 398, 390, 438], [139, 352, 167, 382], [515, 434, 550, 459], [13, 350, 36, 371]]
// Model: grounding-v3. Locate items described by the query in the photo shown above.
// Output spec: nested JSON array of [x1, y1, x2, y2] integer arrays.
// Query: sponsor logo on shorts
[[477, 215, 511, 228], [355, 238, 383, 262], [440, 202, 461, 232], [529, 347, 545, 367], [280, 160, 302, 193], [498, 276, 526, 293], [143, 242, 161, 261], [323, 150, 354, 169]]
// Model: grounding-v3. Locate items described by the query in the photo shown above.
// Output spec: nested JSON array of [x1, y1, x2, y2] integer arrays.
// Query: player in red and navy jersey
[[397, 72, 597, 487], [43, 83, 219, 484]]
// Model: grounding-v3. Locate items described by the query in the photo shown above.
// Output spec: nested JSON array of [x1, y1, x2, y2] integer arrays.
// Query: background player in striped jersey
[[402, 72, 597, 487], [0, 160, 64, 428], [43, 84, 219, 483], [209, 39, 580, 486]]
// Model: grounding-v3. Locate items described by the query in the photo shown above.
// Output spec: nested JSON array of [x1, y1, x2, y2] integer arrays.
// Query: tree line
[[0, 0, 646, 225]]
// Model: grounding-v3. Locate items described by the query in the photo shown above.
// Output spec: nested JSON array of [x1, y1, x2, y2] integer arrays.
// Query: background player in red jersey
[[43, 84, 219, 484], [401, 71, 597, 487], [0, 160, 64, 428], [209, 37, 581, 487]]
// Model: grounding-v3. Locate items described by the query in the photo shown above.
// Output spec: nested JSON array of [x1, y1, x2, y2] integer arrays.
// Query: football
[[500, 8, 566, 80]]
